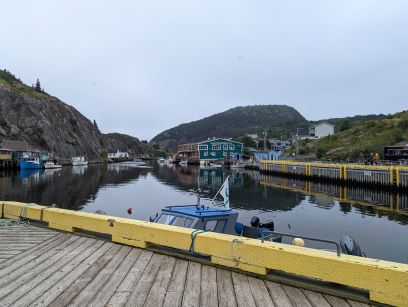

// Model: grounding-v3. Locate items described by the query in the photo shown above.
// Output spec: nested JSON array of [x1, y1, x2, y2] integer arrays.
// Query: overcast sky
[[1, 1, 407, 140]]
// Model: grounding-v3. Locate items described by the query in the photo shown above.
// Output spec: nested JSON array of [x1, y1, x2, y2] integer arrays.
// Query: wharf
[[0, 224, 372, 307], [260, 160, 408, 188]]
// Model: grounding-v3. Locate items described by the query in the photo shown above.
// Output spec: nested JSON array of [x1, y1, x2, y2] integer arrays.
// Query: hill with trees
[[293, 110, 408, 162], [150, 105, 308, 151]]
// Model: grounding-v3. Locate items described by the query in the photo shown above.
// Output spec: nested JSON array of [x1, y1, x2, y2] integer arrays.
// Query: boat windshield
[[156, 214, 194, 228]]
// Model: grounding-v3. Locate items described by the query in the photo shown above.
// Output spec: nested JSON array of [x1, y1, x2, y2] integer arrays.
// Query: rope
[[0, 218, 30, 228], [189, 229, 207, 254]]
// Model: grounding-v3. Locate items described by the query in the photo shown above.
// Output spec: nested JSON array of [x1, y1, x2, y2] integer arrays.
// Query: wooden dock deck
[[0, 224, 374, 307]]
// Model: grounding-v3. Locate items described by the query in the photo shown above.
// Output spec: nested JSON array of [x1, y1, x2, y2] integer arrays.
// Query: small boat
[[44, 160, 62, 169], [158, 157, 165, 163], [164, 157, 174, 163], [150, 177, 366, 257], [19, 157, 44, 170], [72, 156, 88, 166], [179, 160, 188, 166]]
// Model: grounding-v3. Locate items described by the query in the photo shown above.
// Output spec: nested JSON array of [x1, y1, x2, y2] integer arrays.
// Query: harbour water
[[1, 162, 407, 263]]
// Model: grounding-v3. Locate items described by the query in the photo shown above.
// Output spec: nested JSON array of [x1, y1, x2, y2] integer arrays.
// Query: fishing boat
[[19, 157, 43, 169], [44, 160, 62, 169], [151, 176, 366, 256], [71, 156, 88, 166]]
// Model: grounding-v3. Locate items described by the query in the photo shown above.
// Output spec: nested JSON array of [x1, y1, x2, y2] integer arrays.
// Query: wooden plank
[[303, 289, 331, 307], [144, 255, 176, 307], [323, 294, 351, 307], [8, 239, 104, 307], [124, 253, 165, 307], [265, 281, 293, 307], [0, 236, 85, 300], [48, 243, 122, 307], [283, 285, 313, 307], [163, 259, 189, 307], [181, 261, 202, 307], [0, 234, 76, 286], [0, 233, 63, 270], [106, 291, 132, 307], [231, 272, 257, 307], [217, 269, 237, 307], [200, 265, 218, 307], [69, 245, 132, 307], [247, 276, 275, 307], [87, 248, 142, 307], [105, 250, 154, 307], [0, 237, 97, 306], [31, 242, 114, 307]]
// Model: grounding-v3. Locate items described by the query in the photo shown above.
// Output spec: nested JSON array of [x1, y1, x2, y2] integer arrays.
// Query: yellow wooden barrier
[[1, 201, 408, 306]]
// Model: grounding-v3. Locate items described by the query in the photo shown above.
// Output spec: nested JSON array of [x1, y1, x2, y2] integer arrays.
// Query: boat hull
[[44, 164, 62, 169], [19, 161, 44, 169], [72, 161, 88, 166]]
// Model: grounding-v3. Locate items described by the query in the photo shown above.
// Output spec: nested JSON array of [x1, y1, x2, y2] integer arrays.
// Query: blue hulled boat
[[19, 157, 44, 169]]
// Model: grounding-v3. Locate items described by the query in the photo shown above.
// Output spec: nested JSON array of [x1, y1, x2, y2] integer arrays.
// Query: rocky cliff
[[0, 69, 145, 159]]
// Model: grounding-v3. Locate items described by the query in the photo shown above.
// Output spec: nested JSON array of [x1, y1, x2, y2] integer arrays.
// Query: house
[[292, 122, 335, 143], [176, 143, 199, 160], [0, 147, 12, 168], [108, 149, 130, 161], [310, 121, 335, 138], [0, 139, 38, 161], [268, 139, 291, 151], [198, 138, 243, 161]]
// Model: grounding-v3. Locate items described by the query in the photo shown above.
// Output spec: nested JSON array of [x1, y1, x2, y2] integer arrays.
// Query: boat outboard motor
[[250, 216, 260, 228], [340, 235, 366, 257]]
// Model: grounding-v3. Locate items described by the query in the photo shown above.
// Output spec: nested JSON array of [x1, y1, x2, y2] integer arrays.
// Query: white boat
[[179, 160, 188, 166], [44, 160, 62, 169], [158, 157, 165, 163], [164, 157, 173, 163], [71, 156, 88, 166]]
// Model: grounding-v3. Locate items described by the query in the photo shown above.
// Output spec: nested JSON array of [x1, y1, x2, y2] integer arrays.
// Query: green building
[[198, 138, 243, 161]]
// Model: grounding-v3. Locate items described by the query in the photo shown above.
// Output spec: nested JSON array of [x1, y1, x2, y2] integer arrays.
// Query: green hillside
[[151, 105, 307, 151], [295, 111, 408, 161]]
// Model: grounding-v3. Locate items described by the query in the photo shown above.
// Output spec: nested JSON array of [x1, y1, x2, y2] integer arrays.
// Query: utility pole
[[296, 128, 299, 160]]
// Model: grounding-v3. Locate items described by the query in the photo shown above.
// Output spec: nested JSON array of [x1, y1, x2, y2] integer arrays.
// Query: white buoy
[[292, 238, 305, 247]]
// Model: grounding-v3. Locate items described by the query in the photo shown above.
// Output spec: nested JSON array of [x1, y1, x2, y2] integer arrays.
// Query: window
[[223, 152, 227, 157], [204, 152, 208, 156], [210, 152, 216, 156], [403, 150, 408, 156], [212, 145, 221, 150], [198, 145, 208, 150], [171, 217, 194, 227], [204, 219, 226, 232], [156, 214, 175, 225], [229, 145, 235, 150], [223, 144, 228, 150], [204, 220, 218, 231]]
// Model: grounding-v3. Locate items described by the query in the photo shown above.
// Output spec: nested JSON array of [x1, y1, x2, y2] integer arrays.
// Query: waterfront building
[[198, 138, 243, 161], [0, 147, 12, 168], [310, 121, 335, 138], [108, 148, 130, 161]]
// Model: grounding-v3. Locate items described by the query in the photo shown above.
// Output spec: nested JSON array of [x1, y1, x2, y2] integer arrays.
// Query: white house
[[108, 149, 130, 160], [246, 133, 258, 140], [309, 122, 335, 138]]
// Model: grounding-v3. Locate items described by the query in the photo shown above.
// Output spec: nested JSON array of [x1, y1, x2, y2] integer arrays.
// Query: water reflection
[[0, 162, 408, 262]]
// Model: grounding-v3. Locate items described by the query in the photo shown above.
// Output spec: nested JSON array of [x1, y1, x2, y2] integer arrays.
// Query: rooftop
[[162, 205, 237, 218]]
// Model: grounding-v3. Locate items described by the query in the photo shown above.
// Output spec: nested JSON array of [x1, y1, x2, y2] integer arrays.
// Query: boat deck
[[0, 224, 374, 307]]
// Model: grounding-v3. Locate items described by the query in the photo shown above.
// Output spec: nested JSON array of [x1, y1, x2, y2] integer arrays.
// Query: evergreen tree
[[93, 120, 100, 132], [35, 78, 42, 92]]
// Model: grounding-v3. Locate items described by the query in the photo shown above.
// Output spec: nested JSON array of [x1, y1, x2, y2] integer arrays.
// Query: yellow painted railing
[[260, 160, 408, 187], [1, 201, 408, 306]]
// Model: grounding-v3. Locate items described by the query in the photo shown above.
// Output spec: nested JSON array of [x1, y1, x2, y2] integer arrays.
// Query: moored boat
[[44, 160, 62, 169], [19, 157, 43, 169], [71, 156, 88, 166]]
